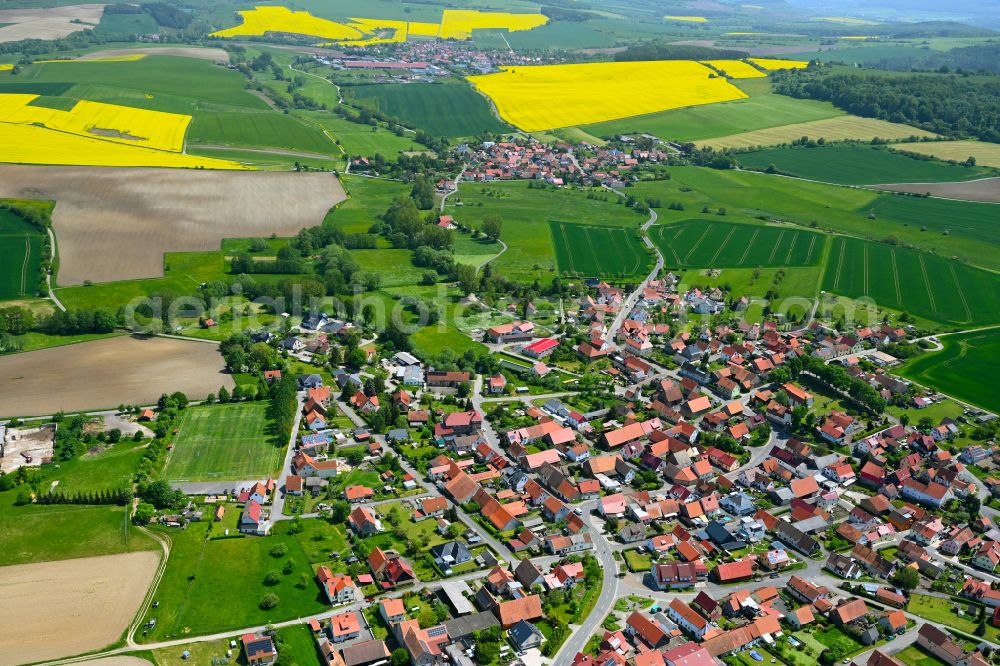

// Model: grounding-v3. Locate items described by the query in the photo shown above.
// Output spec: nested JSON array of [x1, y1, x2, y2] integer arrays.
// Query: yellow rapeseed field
[[748, 58, 810, 70], [214, 7, 546, 43], [36, 54, 147, 63], [818, 16, 879, 25], [469, 60, 747, 132], [0, 93, 191, 152], [0, 64, 13, 71], [437, 10, 548, 39], [664, 15, 708, 22], [700, 60, 766, 78], [0, 123, 247, 169], [211, 6, 363, 40]]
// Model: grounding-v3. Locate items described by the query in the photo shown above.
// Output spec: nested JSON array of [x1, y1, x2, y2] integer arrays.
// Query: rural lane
[[45, 227, 65, 312]]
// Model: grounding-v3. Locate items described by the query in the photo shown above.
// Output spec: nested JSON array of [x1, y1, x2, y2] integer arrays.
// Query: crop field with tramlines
[[822, 237, 1000, 327], [550, 221, 650, 278], [0, 206, 43, 299], [899, 327, 1000, 414], [652, 220, 825, 269]]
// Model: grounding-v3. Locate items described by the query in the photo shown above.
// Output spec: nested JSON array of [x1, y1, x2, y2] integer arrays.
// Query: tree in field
[[259, 593, 279, 609], [482, 215, 503, 241], [456, 263, 478, 295]]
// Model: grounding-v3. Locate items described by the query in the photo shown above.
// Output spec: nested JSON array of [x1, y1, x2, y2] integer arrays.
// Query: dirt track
[[871, 177, 1000, 203], [0, 165, 346, 285], [0, 551, 158, 666], [0, 336, 235, 417], [0, 4, 105, 43], [79, 47, 230, 63]]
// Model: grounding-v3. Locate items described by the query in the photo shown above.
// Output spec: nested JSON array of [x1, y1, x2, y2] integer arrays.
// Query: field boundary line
[[737, 228, 760, 265], [889, 249, 902, 303], [832, 239, 846, 290], [949, 263, 973, 324], [607, 228, 626, 273], [862, 242, 869, 294], [708, 226, 736, 267], [805, 235, 818, 264], [918, 254, 938, 313], [683, 225, 712, 264], [660, 227, 683, 265], [766, 230, 785, 264], [582, 226, 602, 275], [783, 233, 798, 265], [20, 234, 30, 295], [555, 222, 575, 273]]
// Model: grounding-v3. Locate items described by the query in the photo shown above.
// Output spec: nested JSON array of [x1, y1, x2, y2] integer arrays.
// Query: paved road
[[604, 207, 662, 343], [553, 501, 620, 663], [271, 391, 306, 522]]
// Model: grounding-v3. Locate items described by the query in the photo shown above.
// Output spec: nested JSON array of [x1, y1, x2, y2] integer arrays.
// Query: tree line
[[772, 67, 1000, 143]]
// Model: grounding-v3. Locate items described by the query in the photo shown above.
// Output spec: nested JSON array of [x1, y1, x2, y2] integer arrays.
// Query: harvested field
[[78, 47, 230, 63], [890, 140, 1000, 169], [0, 165, 345, 285], [0, 4, 104, 43], [871, 178, 1000, 203], [697, 115, 934, 149], [0, 336, 234, 417], [0, 551, 158, 665]]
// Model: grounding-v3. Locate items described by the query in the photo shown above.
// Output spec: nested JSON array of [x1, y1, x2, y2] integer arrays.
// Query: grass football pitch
[[163, 402, 283, 481]]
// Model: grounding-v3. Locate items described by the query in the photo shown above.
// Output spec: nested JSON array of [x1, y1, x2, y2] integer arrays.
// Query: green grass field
[[897, 645, 949, 666], [139, 520, 328, 642], [737, 144, 995, 185], [450, 181, 643, 281], [822, 237, 1000, 328], [652, 219, 825, 269], [582, 79, 845, 141], [629, 168, 1000, 272], [328, 175, 409, 234], [47, 439, 148, 494], [300, 111, 421, 160], [899, 328, 1000, 414], [163, 402, 283, 482], [352, 81, 509, 138], [0, 488, 154, 566], [0, 207, 43, 300], [187, 110, 339, 154], [550, 221, 651, 278]]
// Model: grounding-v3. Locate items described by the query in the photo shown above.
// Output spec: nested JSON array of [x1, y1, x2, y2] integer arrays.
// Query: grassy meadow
[[138, 519, 329, 642], [0, 488, 154, 566]]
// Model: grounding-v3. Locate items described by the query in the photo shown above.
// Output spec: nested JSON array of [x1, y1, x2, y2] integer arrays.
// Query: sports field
[[582, 79, 844, 142], [699, 115, 934, 149], [652, 220, 825, 268], [822, 237, 1000, 327], [899, 328, 1000, 414], [0, 206, 43, 299], [550, 221, 651, 278], [352, 82, 509, 137], [737, 145, 994, 185], [164, 402, 282, 482]]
